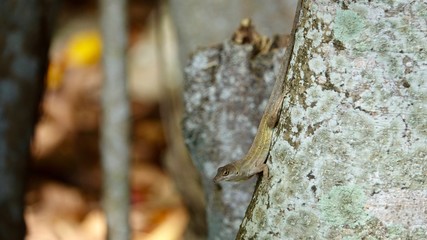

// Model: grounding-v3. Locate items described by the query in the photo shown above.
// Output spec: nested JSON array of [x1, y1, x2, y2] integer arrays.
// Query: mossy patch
[[319, 185, 369, 227], [284, 210, 319, 238], [333, 10, 365, 43]]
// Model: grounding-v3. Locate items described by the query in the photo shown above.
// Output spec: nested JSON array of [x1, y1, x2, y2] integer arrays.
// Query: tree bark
[[183, 40, 288, 239], [184, 0, 426, 239], [239, 0, 427, 239], [0, 1, 56, 239], [99, 0, 131, 239], [172, 2, 298, 239]]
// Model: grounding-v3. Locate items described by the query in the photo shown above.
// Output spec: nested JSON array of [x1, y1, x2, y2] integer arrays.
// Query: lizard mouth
[[213, 175, 221, 183]]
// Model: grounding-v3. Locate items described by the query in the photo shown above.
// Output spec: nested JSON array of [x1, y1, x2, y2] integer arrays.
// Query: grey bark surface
[[99, 0, 131, 239], [0, 1, 56, 239], [183, 41, 286, 240], [170, 2, 297, 239], [238, 0, 427, 239]]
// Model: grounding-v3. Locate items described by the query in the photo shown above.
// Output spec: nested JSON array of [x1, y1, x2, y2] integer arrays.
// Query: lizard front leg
[[249, 163, 269, 180]]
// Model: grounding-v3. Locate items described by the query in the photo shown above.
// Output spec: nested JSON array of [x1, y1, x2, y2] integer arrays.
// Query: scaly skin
[[213, 0, 303, 183], [213, 114, 274, 183]]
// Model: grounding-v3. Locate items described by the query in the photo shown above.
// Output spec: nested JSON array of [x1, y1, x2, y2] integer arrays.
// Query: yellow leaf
[[65, 31, 102, 67]]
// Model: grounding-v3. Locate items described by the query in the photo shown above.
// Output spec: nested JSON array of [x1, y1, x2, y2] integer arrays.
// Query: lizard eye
[[222, 170, 229, 176]]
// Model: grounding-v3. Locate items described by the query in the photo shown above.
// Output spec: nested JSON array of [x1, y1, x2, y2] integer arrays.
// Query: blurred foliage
[[47, 31, 102, 90]]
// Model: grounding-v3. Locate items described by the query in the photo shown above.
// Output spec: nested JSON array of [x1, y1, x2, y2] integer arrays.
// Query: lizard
[[213, 0, 303, 183]]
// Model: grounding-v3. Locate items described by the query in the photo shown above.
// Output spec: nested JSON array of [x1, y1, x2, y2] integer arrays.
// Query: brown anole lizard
[[213, 0, 303, 183]]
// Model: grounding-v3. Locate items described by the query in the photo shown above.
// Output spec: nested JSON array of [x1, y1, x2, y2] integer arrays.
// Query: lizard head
[[213, 164, 241, 183]]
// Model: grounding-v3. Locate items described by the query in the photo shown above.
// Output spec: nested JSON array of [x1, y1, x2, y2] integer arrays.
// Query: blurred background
[[15, 0, 297, 239]]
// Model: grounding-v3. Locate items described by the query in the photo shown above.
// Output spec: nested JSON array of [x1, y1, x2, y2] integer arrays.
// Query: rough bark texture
[[0, 1, 56, 239], [171, 2, 297, 239], [238, 0, 427, 239], [183, 41, 286, 240], [99, 0, 131, 239]]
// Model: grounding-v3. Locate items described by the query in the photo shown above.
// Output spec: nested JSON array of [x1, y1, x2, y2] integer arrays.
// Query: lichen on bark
[[239, 0, 427, 239], [183, 39, 287, 239]]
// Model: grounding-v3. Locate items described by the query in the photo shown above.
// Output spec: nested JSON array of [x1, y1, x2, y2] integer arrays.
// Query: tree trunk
[[184, 0, 426, 239], [99, 0, 131, 239], [0, 1, 56, 239], [239, 0, 427, 239], [172, 2, 298, 239], [183, 38, 289, 239]]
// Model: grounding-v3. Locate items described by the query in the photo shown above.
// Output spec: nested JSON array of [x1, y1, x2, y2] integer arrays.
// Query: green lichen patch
[[319, 185, 370, 227], [412, 1, 427, 17], [386, 225, 406, 239], [408, 102, 427, 137], [330, 55, 348, 71], [271, 185, 288, 206], [283, 210, 319, 239], [333, 10, 366, 44], [384, 225, 427, 239], [305, 87, 343, 126], [409, 227, 427, 239]]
